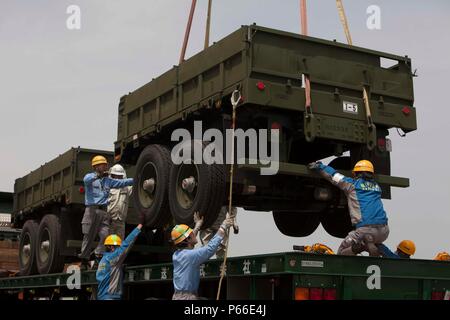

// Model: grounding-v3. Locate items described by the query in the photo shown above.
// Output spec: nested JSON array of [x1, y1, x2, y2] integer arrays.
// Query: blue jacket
[[377, 244, 400, 259], [172, 233, 224, 293], [96, 227, 141, 300], [84, 172, 133, 206], [317, 163, 388, 228]]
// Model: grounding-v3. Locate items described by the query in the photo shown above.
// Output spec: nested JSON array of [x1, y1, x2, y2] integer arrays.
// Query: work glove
[[226, 207, 237, 220], [307, 161, 323, 171], [220, 217, 235, 231], [229, 209, 239, 234], [193, 211, 204, 233]]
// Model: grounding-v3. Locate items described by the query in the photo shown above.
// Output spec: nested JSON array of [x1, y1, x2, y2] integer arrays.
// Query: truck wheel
[[36, 214, 65, 274], [19, 220, 39, 275], [134, 145, 172, 228], [321, 209, 353, 238], [169, 140, 225, 228], [273, 212, 320, 237]]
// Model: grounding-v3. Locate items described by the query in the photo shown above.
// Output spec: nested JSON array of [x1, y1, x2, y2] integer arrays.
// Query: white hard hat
[[110, 164, 127, 178]]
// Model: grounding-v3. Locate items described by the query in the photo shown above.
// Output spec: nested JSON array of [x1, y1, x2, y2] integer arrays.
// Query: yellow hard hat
[[92, 155, 108, 167], [353, 160, 374, 174], [397, 240, 416, 256], [104, 234, 122, 246], [171, 224, 193, 245], [434, 252, 450, 261]]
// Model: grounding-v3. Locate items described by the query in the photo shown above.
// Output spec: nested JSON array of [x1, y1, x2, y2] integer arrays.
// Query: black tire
[[169, 140, 225, 228], [321, 208, 353, 238], [134, 145, 172, 228], [19, 220, 39, 276], [273, 212, 320, 237], [36, 214, 65, 274]]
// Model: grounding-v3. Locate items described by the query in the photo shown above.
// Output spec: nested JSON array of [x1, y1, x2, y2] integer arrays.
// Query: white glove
[[220, 217, 234, 231], [193, 211, 204, 232]]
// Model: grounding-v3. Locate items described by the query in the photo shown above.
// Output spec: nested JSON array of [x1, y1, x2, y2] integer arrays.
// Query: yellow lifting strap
[[335, 0, 353, 45]]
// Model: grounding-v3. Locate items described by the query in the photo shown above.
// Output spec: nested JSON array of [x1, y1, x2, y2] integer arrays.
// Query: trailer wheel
[[36, 214, 65, 274], [273, 212, 320, 237], [134, 145, 172, 228], [19, 220, 39, 275], [321, 209, 353, 238], [169, 140, 225, 228]]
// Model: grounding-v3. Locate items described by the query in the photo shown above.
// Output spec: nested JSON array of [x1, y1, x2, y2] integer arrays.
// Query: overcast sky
[[1, 0, 449, 259]]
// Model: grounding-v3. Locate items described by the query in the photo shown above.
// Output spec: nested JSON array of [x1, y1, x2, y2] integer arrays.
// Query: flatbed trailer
[[0, 251, 448, 300]]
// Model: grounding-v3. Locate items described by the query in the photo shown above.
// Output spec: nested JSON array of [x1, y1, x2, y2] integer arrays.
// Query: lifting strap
[[216, 90, 241, 300], [335, 0, 353, 45], [300, 0, 316, 142], [204, 0, 212, 49], [179, 0, 197, 64]]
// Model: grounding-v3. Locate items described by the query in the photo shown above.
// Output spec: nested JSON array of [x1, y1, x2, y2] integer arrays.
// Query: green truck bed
[[115, 24, 416, 160], [13, 148, 113, 219], [1, 252, 448, 300]]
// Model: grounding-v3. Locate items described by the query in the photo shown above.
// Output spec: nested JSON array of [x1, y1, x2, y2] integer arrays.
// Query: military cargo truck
[[12, 148, 117, 275], [114, 25, 416, 237]]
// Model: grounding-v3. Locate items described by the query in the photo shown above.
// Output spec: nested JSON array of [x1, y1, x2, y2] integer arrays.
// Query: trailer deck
[[1, 251, 448, 300]]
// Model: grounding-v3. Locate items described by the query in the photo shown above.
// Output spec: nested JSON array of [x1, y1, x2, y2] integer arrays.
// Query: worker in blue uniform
[[96, 223, 143, 300], [79, 155, 134, 263], [171, 211, 236, 300], [378, 240, 416, 259], [308, 159, 389, 256]]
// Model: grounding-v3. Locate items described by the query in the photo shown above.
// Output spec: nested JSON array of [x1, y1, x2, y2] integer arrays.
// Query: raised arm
[[106, 177, 134, 189], [109, 225, 142, 266], [308, 162, 354, 194], [187, 232, 224, 265], [188, 213, 235, 265]]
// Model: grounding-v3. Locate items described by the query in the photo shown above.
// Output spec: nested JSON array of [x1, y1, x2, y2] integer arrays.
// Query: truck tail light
[[323, 288, 337, 300], [378, 137, 392, 152], [402, 106, 411, 116], [310, 288, 323, 300], [256, 81, 266, 91], [295, 287, 337, 300], [431, 291, 445, 300], [295, 288, 309, 300], [79, 187, 85, 194]]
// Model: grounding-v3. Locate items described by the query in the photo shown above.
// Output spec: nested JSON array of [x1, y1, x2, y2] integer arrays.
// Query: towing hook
[[231, 90, 242, 107]]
